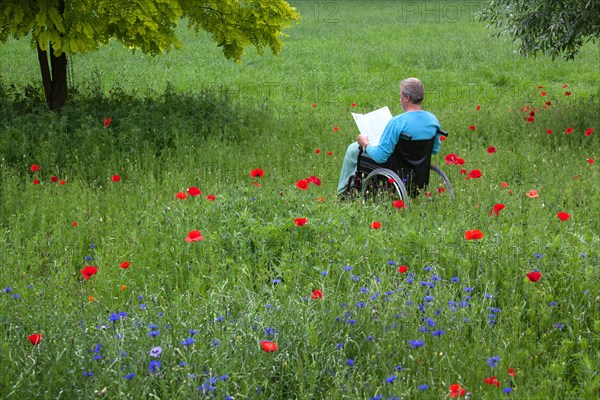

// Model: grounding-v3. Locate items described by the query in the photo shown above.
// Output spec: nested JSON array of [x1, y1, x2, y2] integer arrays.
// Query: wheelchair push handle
[[436, 128, 449, 137]]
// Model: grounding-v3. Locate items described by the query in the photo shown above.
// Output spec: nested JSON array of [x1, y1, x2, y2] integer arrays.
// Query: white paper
[[351, 106, 392, 146]]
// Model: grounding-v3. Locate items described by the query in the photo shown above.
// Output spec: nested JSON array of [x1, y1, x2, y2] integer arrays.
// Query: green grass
[[0, 1, 599, 399]]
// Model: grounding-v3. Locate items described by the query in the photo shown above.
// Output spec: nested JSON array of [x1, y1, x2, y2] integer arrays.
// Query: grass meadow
[[0, 0, 599, 398]]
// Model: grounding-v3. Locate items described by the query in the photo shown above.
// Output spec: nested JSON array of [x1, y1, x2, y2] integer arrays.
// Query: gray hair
[[400, 78, 425, 104]]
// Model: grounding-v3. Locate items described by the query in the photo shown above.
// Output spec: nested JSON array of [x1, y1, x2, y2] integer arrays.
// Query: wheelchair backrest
[[387, 132, 438, 197]]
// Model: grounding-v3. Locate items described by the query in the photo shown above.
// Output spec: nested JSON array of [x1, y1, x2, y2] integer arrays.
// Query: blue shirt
[[365, 110, 441, 164]]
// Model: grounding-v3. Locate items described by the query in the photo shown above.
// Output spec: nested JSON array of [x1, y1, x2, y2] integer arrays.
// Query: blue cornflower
[[355, 301, 366, 308], [554, 323, 565, 330], [149, 323, 159, 330], [487, 355, 500, 368], [181, 337, 195, 346], [93, 354, 102, 361], [148, 330, 160, 337], [425, 318, 436, 327], [503, 387, 513, 394], [352, 275, 360, 281], [93, 343, 102, 353], [418, 384, 429, 391], [225, 396, 234, 400], [464, 287, 474, 292], [370, 293, 379, 301], [420, 281, 435, 288], [179, 361, 188, 367], [85, 256, 93, 261], [366, 335, 374, 341], [432, 274, 440, 281], [346, 319, 356, 325], [90, 243, 95, 249], [419, 326, 429, 333], [264, 327, 276, 336], [321, 270, 328, 276], [149, 346, 162, 357], [83, 371, 94, 377], [343, 265, 354, 271], [125, 372, 135, 380], [432, 329, 446, 336], [387, 260, 396, 265], [215, 316, 224, 322], [11, 293, 20, 299], [534, 253, 543, 259], [139, 304, 147, 309], [424, 266, 433, 271], [148, 360, 161, 373], [424, 295, 434, 302], [265, 304, 272, 310], [549, 301, 557, 307], [385, 375, 396, 384], [360, 287, 369, 293], [450, 277, 460, 283], [347, 359, 355, 366], [212, 339, 220, 347], [188, 329, 198, 335], [336, 343, 343, 349], [395, 365, 405, 371], [138, 295, 144, 300], [2, 286, 12, 293], [374, 276, 381, 283], [409, 340, 424, 349], [272, 278, 281, 284]]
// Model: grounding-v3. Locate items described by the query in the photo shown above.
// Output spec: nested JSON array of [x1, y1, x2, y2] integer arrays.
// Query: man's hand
[[357, 134, 369, 149]]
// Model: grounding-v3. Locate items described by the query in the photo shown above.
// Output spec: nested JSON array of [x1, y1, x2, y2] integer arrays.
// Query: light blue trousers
[[337, 142, 362, 194]]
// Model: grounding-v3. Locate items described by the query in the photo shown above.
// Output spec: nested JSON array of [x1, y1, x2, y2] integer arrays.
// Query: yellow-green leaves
[[1, 0, 299, 59]]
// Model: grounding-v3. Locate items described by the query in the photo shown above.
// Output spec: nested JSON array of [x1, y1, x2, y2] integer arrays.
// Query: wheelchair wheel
[[426, 164, 454, 198], [361, 168, 409, 206]]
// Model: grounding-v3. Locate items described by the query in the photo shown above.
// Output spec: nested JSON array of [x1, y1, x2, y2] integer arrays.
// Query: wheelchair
[[343, 129, 453, 207]]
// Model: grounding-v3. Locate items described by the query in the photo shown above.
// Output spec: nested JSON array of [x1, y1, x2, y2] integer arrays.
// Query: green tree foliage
[[479, 0, 599, 60], [0, 0, 300, 110]]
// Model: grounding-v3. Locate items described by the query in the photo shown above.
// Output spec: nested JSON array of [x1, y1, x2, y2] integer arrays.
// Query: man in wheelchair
[[337, 77, 444, 200]]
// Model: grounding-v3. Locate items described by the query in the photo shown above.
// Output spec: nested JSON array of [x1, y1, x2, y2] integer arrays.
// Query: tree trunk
[[37, 0, 67, 112], [37, 44, 68, 112]]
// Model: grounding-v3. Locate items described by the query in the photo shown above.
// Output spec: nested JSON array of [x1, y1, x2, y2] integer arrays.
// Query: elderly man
[[337, 77, 442, 196]]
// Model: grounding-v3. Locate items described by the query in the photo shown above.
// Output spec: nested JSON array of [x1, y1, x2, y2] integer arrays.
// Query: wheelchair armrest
[[436, 128, 448, 137]]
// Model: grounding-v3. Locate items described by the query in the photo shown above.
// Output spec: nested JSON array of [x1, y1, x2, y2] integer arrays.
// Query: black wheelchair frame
[[344, 129, 454, 206]]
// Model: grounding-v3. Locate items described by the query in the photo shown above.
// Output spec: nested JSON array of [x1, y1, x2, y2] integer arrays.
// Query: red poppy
[[50, 176, 58, 183], [445, 154, 460, 165], [546, 101, 552, 106], [585, 128, 594, 137], [526, 271, 542, 282], [33, 179, 40, 185], [464, 229, 484, 240], [565, 127, 574, 134], [508, 368, 516, 377], [311, 103, 316, 107], [546, 129, 553, 135], [562, 84, 568, 88], [587, 158, 595, 164], [250, 168, 264, 178], [187, 187, 201, 196], [112, 175, 121, 182], [72, 221, 78, 227], [261, 340, 278, 352], [500, 182, 509, 188], [370, 221, 381, 229], [469, 125, 476, 131], [310, 289, 323, 299], [557, 212, 570, 221], [306, 176, 321, 186], [490, 203, 505, 216], [398, 265, 408, 273], [120, 261, 131, 269], [484, 376, 501, 387], [475, 105, 480, 111], [31, 164, 40, 172], [393, 200, 405, 209], [327, 151, 333, 156], [526, 189, 539, 198], [564, 91, 571, 96], [176, 192, 188, 200], [60, 179, 66, 185], [459, 169, 466, 175], [438, 186, 446, 194], [449, 383, 467, 398], [333, 125, 340, 132], [316, 197, 325, 202], [537, 85, 544, 89], [253, 181, 262, 187], [206, 194, 216, 201], [487, 146, 496, 154], [294, 217, 307, 226], [526, 116, 535, 123], [296, 179, 309, 190], [81, 266, 98, 280], [28, 333, 42, 346], [466, 170, 482, 180], [315, 149, 321, 154], [540, 91, 547, 96], [185, 230, 204, 243], [351, 102, 357, 107], [440, 135, 446, 141], [103, 117, 112, 127]]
